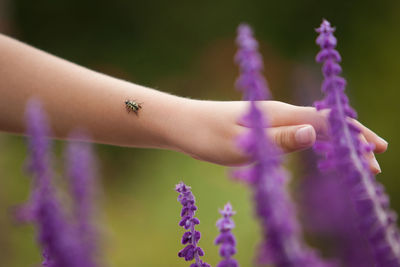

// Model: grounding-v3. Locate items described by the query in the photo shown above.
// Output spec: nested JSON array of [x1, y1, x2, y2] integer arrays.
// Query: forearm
[[0, 34, 188, 150]]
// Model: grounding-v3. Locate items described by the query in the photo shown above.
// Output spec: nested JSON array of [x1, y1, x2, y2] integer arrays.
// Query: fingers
[[220, 124, 316, 165], [267, 124, 316, 153], [251, 101, 388, 154], [349, 119, 388, 154], [237, 101, 329, 139], [254, 101, 328, 132], [359, 134, 381, 174], [258, 123, 382, 174]]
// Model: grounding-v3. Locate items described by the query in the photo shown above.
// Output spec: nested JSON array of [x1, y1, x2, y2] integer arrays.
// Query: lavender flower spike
[[66, 131, 97, 262], [176, 182, 211, 267], [25, 99, 94, 267], [234, 24, 333, 267], [235, 23, 270, 101], [314, 19, 400, 266], [215, 203, 238, 267]]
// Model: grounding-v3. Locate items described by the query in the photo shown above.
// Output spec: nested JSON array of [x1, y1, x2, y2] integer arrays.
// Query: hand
[[172, 100, 387, 174]]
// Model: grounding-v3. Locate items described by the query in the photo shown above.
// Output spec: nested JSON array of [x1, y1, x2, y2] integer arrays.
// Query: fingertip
[[370, 156, 382, 174], [373, 143, 388, 154], [294, 125, 316, 148], [370, 167, 381, 175], [354, 119, 388, 154], [268, 124, 316, 153], [374, 137, 388, 154]]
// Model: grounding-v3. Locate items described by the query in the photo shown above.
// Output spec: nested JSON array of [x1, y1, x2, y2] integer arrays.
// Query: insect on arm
[[124, 99, 143, 115]]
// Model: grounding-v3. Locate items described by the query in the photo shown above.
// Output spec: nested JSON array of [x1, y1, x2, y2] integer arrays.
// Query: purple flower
[[176, 182, 211, 267], [234, 24, 332, 267], [235, 23, 270, 101], [314, 19, 400, 266], [215, 203, 238, 267], [299, 161, 374, 266], [25, 99, 95, 267], [66, 131, 98, 263]]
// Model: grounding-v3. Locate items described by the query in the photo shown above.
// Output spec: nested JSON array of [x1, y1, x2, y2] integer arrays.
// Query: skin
[[0, 34, 387, 174]]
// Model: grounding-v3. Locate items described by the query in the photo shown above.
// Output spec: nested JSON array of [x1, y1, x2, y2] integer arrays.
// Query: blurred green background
[[0, 0, 399, 266]]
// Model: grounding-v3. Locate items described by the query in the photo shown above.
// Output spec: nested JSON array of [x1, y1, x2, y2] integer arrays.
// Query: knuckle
[[274, 129, 293, 151]]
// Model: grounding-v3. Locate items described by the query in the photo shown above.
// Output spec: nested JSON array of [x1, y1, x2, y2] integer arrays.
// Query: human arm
[[0, 34, 387, 172]]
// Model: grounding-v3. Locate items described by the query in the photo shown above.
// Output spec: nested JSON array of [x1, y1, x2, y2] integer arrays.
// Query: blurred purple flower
[[66, 131, 98, 263], [314, 19, 400, 266], [299, 159, 374, 266], [235, 23, 270, 101], [176, 182, 211, 267], [215, 203, 238, 267], [25, 99, 96, 267], [234, 24, 332, 267]]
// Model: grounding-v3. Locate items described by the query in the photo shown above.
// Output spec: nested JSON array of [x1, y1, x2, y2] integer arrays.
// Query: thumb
[[268, 124, 316, 153]]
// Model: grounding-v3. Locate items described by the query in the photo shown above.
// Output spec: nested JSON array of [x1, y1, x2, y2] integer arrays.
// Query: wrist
[[160, 97, 199, 153]]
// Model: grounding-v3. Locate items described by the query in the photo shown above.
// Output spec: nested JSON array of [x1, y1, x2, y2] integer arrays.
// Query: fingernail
[[372, 157, 382, 173], [295, 126, 314, 146], [378, 136, 388, 146]]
